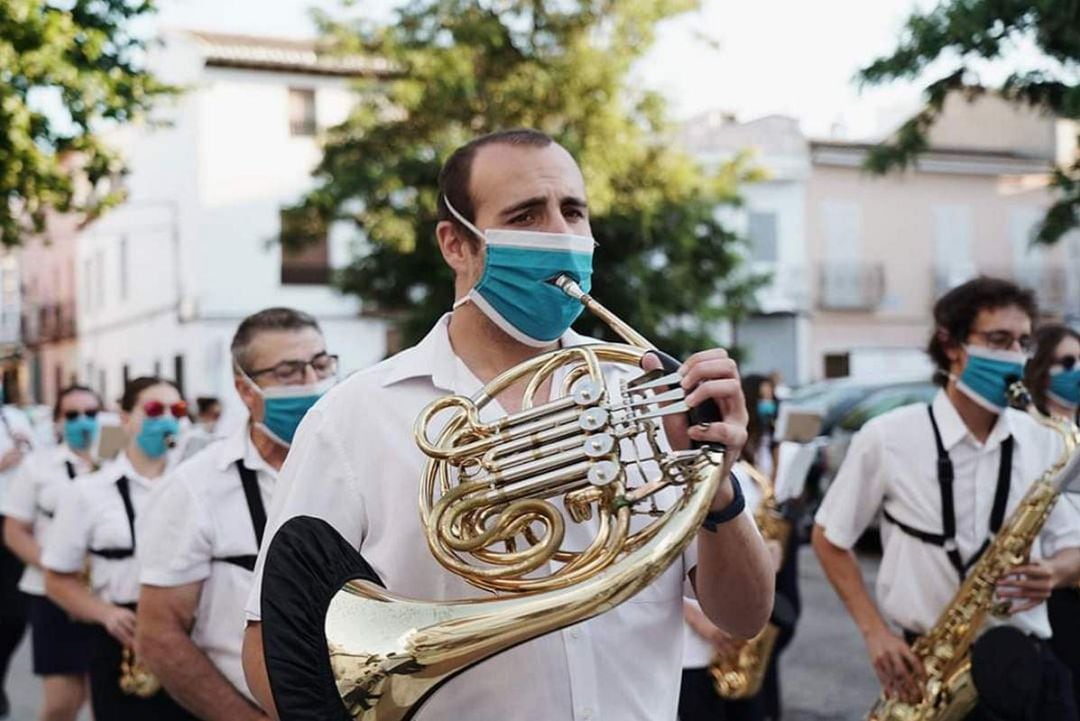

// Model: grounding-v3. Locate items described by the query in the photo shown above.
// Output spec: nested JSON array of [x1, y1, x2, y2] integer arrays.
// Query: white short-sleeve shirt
[[248, 315, 708, 721], [41, 453, 159, 606], [138, 426, 276, 702], [815, 389, 1080, 638], [0, 406, 36, 500], [0, 445, 95, 594]]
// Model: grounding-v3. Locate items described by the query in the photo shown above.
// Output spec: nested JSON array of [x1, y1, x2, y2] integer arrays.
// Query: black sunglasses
[[64, 410, 99, 422]]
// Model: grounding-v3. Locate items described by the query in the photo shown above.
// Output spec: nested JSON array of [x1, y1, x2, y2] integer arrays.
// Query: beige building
[[681, 95, 1080, 384], [18, 210, 81, 406]]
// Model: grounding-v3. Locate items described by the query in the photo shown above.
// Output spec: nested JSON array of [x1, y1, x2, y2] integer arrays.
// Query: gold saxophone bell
[[119, 646, 161, 698], [709, 462, 789, 700], [262, 276, 727, 721], [866, 380, 1080, 721]]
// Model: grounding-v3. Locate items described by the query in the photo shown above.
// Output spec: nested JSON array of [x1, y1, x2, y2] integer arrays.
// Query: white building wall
[[76, 32, 387, 416]]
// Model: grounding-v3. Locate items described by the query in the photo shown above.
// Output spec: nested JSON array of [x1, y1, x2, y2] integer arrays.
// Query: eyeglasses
[[247, 352, 339, 384], [969, 330, 1034, 354], [143, 401, 188, 419], [1054, 355, 1078, 371], [64, 410, 99, 422]]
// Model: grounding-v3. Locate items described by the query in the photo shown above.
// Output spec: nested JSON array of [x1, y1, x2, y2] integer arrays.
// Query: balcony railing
[[21, 302, 77, 345], [934, 263, 1080, 320], [817, 262, 886, 311]]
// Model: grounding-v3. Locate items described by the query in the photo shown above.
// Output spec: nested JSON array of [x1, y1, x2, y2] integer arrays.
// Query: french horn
[[261, 276, 729, 721]]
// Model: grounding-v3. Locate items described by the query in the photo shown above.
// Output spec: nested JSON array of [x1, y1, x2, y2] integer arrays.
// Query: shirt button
[[569, 628, 581, 639], [580, 708, 593, 720]]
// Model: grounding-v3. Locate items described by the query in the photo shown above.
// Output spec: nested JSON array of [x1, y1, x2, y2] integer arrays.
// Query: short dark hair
[[195, 396, 220, 416], [53, 385, 102, 421], [120, 376, 180, 413], [1025, 323, 1080, 414], [231, 307, 322, 374], [436, 129, 555, 242], [927, 276, 1039, 385]]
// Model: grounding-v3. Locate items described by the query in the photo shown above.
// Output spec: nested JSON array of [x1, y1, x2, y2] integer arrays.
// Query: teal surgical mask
[[245, 374, 336, 447], [445, 198, 594, 347], [955, 345, 1027, 412], [137, 416, 180, 459], [63, 415, 99, 451], [757, 399, 777, 420], [1049, 366, 1080, 409]]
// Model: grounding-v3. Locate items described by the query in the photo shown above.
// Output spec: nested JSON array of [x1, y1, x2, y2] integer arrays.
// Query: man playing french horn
[[813, 277, 1080, 721], [241, 128, 775, 721]]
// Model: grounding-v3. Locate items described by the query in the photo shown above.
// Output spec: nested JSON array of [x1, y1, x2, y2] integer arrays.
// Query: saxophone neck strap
[[88, 476, 136, 560], [212, 461, 267, 572], [883, 405, 1013, 580]]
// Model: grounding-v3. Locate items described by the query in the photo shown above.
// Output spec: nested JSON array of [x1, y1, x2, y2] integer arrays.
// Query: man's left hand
[[996, 561, 1056, 614], [641, 348, 748, 510]]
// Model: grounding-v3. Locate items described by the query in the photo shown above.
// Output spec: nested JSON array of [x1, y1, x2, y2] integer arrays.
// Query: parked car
[[822, 381, 939, 482]]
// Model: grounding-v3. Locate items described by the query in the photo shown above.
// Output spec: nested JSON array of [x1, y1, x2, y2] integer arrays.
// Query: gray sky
[[153, 0, 940, 139]]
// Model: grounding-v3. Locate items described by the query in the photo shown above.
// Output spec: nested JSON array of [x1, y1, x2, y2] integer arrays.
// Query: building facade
[[682, 95, 1080, 384], [72, 30, 392, 421]]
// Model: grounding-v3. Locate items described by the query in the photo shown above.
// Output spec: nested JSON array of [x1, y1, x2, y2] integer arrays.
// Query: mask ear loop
[[443, 196, 487, 311]]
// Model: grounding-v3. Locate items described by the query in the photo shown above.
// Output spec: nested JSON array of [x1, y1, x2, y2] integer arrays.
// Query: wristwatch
[[701, 472, 745, 532]]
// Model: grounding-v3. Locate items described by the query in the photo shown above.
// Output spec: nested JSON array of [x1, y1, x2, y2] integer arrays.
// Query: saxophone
[[867, 383, 1080, 721], [709, 461, 790, 699], [119, 646, 162, 698]]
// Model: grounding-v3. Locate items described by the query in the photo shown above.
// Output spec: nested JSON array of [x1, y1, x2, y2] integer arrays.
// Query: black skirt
[[27, 592, 93, 676]]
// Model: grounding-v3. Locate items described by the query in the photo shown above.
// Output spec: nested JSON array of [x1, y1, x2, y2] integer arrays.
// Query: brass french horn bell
[[260, 275, 725, 721]]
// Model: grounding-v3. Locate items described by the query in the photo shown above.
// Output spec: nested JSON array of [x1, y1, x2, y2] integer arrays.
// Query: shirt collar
[[58, 445, 94, 472], [111, 451, 154, 489], [214, 424, 276, 477], [379, 313, 595, 391], [932, 389, 1013, 451]]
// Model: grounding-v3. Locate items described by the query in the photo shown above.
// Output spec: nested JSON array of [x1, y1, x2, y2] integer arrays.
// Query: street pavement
[[3, 546, 880, 720]]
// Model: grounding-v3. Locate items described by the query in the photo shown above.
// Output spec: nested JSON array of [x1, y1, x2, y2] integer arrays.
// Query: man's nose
[[302, 364, 319, 384]]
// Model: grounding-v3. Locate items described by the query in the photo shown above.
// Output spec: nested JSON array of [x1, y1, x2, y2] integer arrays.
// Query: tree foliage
[[300, 0, 765, 356], [859, 0, 1080, 245], [0, 0, 173, 245]]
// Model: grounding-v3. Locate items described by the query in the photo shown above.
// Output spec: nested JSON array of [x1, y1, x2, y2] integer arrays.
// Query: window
[[747, 211, 778, 263], [288, 88, 317, 136], [280, 207, 330, 285], [94, 250, 105, 310], [83, 257, 93, 309], [119, 236, 129, 300], [824, 352, 850, 379], [173, 354, 186, 399]]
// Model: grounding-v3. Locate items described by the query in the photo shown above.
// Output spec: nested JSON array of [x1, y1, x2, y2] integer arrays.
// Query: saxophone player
[[41, 377, 193, 720], [240, 129, 776, 721], [812, 277, 1080, 720]]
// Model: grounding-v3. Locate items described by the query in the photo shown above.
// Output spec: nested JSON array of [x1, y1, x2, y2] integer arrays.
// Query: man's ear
[[436, 220, 475, 277], [234, 375, 263, 420], [940, 329, 966, 371]]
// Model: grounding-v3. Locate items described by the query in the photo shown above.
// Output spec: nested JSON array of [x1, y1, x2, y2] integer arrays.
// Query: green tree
[[859, 0, 1080, 245], [298, 0, 765, 356], [0, 0, 173, 246]]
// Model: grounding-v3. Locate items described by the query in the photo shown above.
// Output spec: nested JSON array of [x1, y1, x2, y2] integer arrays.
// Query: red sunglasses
[[143, 400, 188, 419]]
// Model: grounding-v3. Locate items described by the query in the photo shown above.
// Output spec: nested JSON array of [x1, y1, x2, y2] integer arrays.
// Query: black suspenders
[[212, 461, 267, 572], [88, 476, 136, 560], [882, 405, 1013, 580], [37, 460, 81, 520]]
